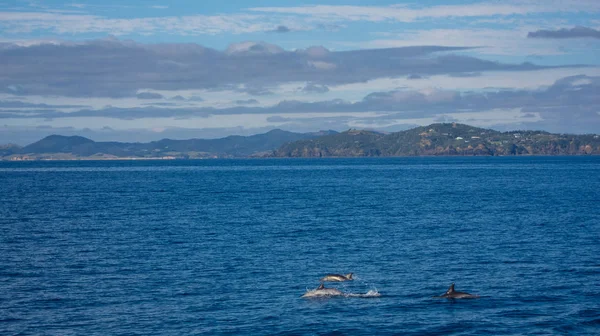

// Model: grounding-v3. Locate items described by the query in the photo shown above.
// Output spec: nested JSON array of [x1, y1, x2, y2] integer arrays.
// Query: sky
[[0, 0, 599, 144]]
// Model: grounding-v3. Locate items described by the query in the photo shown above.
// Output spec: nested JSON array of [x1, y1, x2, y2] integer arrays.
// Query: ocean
[[1, 157, 599, 335]]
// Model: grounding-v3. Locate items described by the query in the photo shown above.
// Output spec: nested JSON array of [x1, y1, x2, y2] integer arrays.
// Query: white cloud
[[327, 67, 600, 98], [0, 112, 383, 131], [348, 108, 542, 130], [4, 1, 598, 38], [0, 11, 299, 35], [444, 108, 542, 125], [250, 4, 524, 22], [4, 67, 596, 115], [249, 1, 600, 23], [571, 78, 593, 86], [360, 28, 574, 55], [308, 61, 337, 70]]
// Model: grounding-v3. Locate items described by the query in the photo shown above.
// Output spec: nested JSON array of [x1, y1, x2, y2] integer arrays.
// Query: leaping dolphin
[[435, 283, 480, 299], [301, 283, 344, 298], [320, 273, 353, 282]]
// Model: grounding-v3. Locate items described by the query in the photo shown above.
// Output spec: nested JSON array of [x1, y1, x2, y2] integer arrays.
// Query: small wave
[[345, 290, 381, 298]]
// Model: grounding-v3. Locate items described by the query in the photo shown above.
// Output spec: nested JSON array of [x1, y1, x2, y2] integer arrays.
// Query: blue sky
[[0, 0, 599, 144]]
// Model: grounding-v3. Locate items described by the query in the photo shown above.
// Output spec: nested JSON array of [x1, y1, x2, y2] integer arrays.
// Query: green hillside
[[274, 123, 600, 157]]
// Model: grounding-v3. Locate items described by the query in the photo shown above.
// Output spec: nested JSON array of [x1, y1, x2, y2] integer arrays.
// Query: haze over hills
[[2, 129, 336, 160], [2, 124, 599, 160]]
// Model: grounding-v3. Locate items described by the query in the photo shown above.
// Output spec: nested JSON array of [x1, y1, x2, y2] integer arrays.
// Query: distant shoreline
[[3, 123, 599, 160], [2, 153, 599, 162]]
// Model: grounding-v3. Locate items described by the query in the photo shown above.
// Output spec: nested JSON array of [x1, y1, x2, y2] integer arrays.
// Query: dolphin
[[301, 283, 344, 298], [435, 283, 480, 299], [320, 273, 353, 282]]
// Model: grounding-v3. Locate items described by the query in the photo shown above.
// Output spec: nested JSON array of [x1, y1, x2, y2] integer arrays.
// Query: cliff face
[[277, 130, 384, 157], [274, 123, 600, 157]]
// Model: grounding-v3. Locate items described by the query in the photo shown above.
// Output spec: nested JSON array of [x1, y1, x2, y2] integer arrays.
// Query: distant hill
[[20, 135, 96, 155], [5, 129, 336, 160], [4, 124, 599, 160], [147, 129, 336, 157], [0, 143, 22, 157], [273, 123, 600, 157]]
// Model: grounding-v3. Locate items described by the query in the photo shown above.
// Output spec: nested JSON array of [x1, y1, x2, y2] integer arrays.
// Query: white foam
[[345, 290, 381, 298]]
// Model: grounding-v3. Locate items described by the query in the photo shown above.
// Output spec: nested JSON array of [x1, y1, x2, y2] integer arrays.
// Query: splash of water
[[345, 290, 381, 298]]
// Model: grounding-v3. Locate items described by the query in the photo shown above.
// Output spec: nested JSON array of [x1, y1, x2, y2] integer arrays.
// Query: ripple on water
[[0, 157, 598, 335]]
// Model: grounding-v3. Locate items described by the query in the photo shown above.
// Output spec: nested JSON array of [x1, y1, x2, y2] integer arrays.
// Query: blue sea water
[[1, 157, 599, 335]]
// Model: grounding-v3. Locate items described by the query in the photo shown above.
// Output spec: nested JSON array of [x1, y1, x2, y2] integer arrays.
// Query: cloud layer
[[528, 26, 600, 39], [249, 2, 600, 22], [2, 1, 599, 37], [3, 74, 598, 133], [0, 38, 563, 98], [1, 0, 599, 144]]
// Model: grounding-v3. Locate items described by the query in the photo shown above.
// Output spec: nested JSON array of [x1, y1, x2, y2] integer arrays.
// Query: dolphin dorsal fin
[[446, 283, 455, 294], [317, 283, 325, 290], [345, 273, 353, 280]]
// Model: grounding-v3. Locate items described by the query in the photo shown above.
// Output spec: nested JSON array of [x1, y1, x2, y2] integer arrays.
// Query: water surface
[[1, 157, 599, 335]]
